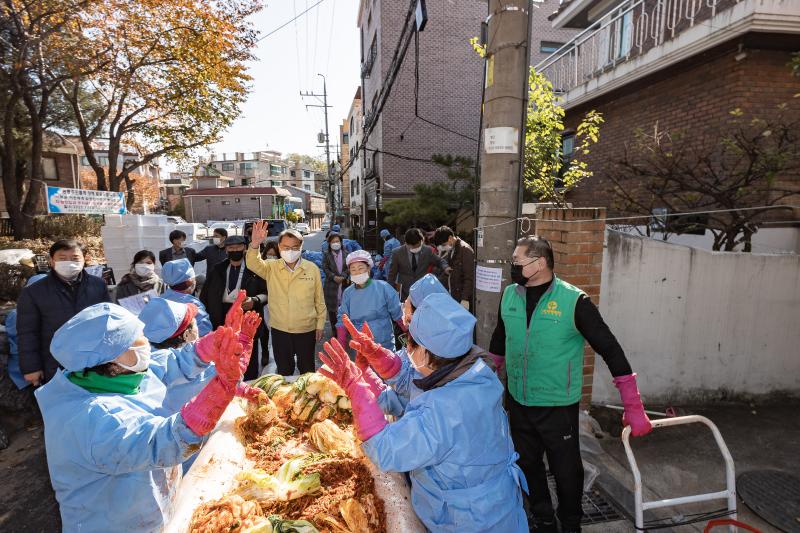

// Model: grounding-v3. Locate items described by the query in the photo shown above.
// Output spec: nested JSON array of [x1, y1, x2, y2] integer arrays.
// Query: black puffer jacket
[[16, 271, 110, 382]]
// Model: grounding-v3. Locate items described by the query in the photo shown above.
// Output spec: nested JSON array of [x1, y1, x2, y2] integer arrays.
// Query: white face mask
[[134, 263, 155, 277], [280, 249, 302, 264], [351, 272, 369, 285], [408, 344, 430, 374], [54, 260, 84, 280], [331, 242, 342, 251], [438, 244, 452, 253], [266, 255, 278, 261], [116, 344, 151, 373], [213, 237, 223, 246], [409, 246, 422, 254]]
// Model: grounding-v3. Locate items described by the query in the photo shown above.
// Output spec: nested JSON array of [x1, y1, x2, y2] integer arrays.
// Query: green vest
[[501, 276, 586, 406]]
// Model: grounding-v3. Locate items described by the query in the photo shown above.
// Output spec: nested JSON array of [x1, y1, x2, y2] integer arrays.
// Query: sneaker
[[528, 515, 558, 533]]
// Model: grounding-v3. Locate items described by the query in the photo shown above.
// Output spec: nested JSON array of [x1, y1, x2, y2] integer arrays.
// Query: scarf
[[124, 269, 160, 291], [413, 346, 491, 392], [67, 370, 145, 394]]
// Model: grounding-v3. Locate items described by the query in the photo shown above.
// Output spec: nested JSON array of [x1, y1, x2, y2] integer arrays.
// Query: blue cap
[[409, 273, 449, 307], [161, 258, 195, 286], [26, 274, 47, 287], [51, 303, 144, 370], [140, 298, 195, 343], [332, 224, 341, 232], [380, 229, 390, 238], [409, 294, 476, 358]]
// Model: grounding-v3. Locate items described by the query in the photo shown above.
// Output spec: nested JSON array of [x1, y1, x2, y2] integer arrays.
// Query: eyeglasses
[[397, 333, 409, 348], [512, 256, 540, 267]]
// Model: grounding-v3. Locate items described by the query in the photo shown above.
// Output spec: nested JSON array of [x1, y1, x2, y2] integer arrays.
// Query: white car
[[207, 221, 240, 237], [295, 222, 310, 235]]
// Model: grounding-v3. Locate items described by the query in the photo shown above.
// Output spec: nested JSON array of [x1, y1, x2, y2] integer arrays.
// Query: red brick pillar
[[531, 207, 606, 408]]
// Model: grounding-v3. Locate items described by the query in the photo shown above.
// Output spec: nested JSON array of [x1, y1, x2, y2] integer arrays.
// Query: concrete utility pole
[[300, 74, 334, 220], [475, 0, 531, 346]]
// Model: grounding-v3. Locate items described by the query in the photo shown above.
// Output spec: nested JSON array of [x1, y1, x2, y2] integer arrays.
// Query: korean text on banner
[[47, 186, 126, 215], [475, 265, 503, 293]]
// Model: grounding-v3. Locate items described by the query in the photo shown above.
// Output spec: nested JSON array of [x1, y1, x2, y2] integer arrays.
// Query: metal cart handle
[[622, 415, 737, 532]]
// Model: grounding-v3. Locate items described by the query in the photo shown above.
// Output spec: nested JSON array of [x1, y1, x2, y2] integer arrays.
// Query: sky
[[177, 0, 361, 169]]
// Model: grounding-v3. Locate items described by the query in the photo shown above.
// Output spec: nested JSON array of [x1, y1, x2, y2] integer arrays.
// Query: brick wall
[[563, 43, 800, 217], [529, 0, 580, 67], [532, 207, 606, 407]]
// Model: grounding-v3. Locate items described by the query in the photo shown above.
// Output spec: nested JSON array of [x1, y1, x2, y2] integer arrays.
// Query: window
[[342, 133, 349, 145], [540, 41, 566, 54], [650, 208, 668, 231], [303, 170, 312, 179], [350, 116, 354, 132], [98, 155, 110, 167], [241, 178, 249, 186], [241, 162, 257, 170], [222, 162, 234, 171], [42, 157, 58, 180], [270, 164, 281, 176], [80, 156, 90, 166], [221, 200, 231, 205], [290, 170, 296, 177], [205, 199, 211, 203], [557, 134, 575, 190], [304, 184, 311, 191], [250, 197, 258, 200]]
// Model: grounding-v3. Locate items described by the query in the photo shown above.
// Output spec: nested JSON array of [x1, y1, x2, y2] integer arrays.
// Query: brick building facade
[[539, 0, 800, 226], [183, 187, 289, 223]]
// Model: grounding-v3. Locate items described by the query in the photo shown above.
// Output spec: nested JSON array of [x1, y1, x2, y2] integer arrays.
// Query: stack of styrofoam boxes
[[102, 214, 210, 283]]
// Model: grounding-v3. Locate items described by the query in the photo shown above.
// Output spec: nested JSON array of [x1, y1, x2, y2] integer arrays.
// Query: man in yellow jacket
[[247, 221, 326, 375]]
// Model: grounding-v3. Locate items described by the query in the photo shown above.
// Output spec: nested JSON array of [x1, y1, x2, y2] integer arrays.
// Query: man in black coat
[[195, 227, 228, 273], [200, 236, 267, 380], [17, 239, 110, 385], [388, 227, 451, 300], [159, 229, 197, 266]]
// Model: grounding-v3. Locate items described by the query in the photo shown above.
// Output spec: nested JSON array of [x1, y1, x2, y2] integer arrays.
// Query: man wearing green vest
[[490, 236, 651, 533]]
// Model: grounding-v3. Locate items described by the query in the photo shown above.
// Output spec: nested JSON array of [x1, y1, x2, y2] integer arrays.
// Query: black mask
[[510, 264, 529, 286], [228, 251, 244, 262]]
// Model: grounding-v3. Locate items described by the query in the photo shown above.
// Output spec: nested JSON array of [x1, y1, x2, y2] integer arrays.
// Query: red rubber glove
[[235, 382, 268, 405], [225, 290, 248, 334], [613, 373, 653, 437], [336, 325, 347, 347], [354, 351, 387, 398], [237, 311, 262, 373], [181, 327, 244, 436], [194, 330, 217, 363], [343, 315, 401, 379], [489, 352, 505, 374], [319, 339, 386, 441]]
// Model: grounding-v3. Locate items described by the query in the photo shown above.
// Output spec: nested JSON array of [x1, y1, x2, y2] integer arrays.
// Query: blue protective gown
[[336, 279, 402, 350], [382, 237, 401, 282], [4, 309, 29, 389], [363, 356, 529, 533], [161, 288, 212, 336], [34, 347, 210, 533], [148, 343, 216, 414]]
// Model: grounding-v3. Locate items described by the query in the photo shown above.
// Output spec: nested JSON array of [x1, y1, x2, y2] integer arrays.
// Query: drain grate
[[546, 473, 625, 525]]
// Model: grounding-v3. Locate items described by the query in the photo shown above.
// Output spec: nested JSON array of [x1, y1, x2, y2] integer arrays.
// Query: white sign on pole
[[484, 127, 519, 154], [47, 186, 126, 215], [475, 265, 503, 293], [476, 228, 484, 248]]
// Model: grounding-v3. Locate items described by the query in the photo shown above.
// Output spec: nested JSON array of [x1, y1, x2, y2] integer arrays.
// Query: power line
[[257, 0, 327, 43]]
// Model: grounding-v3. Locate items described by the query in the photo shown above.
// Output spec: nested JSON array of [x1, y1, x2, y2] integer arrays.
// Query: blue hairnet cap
[[332, 224, 341, 232], [26, 273, 47, 287], [409, 294, 476, 358], [140, 298, 194, 343], [51, 303, 144, 370], [380, 229, 390, 238], [409, 273, 449, 307], [161, 258, 195, 286]]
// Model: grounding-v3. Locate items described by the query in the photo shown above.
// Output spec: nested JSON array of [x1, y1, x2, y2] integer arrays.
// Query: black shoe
[[528, 515, 558, 533]]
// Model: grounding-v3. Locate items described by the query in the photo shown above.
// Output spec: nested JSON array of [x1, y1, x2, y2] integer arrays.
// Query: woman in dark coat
[[114, 250, 164, 303], [322, 233, 348, 332]]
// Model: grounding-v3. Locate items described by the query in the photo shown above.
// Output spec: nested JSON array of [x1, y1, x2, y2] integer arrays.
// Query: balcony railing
[[536, 0, 741, 95]]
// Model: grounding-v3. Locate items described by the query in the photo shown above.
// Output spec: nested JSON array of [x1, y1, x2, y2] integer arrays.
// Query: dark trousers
[[271, 328, 316, 376], [328, 311, 338, 334], [508, 396, 583, 531]]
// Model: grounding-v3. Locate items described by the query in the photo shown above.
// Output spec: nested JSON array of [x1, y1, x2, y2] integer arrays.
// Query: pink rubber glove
[[237, 311, 262, 373], [336, 325, 347, 347], [195, 331, 217, 363], [613, 373, 653, 437], [181, 327, 244, 436], [489, 352, 505, 374], [225, 290, 248, 333], [235, 382, 268, 405], [355, 351, 387, 398], [319, 339, 387, 441], [343, 315, 401, 379]]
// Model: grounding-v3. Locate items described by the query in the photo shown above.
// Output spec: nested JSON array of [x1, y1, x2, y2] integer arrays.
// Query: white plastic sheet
[[165, 401, 425, 533]]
